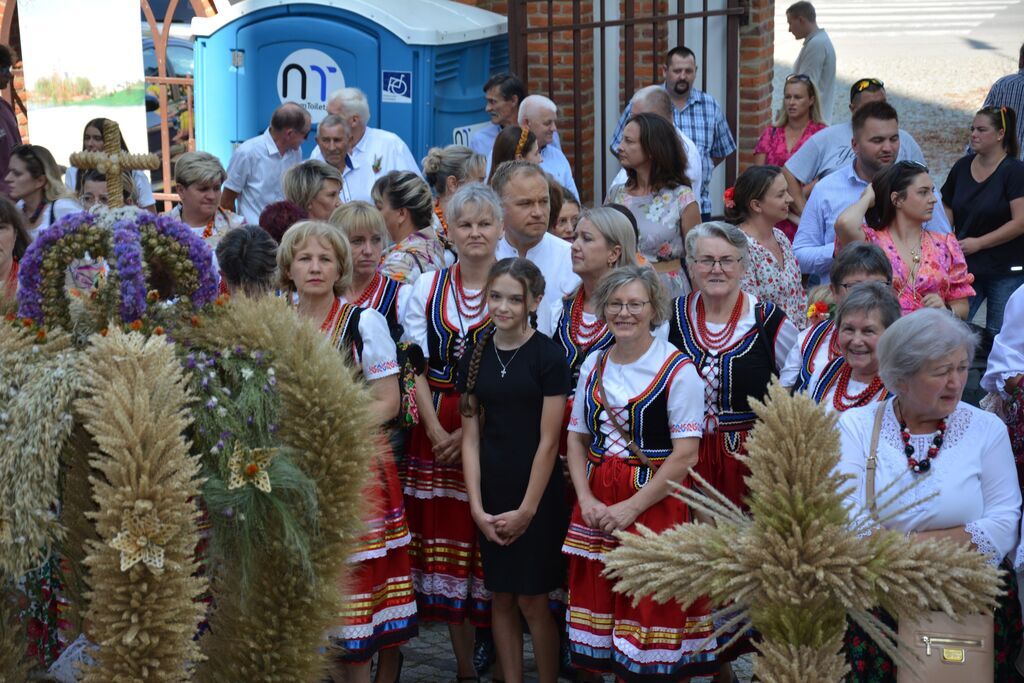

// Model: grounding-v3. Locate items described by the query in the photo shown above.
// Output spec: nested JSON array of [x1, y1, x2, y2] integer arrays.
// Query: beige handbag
[[864, 403, 995, 682]]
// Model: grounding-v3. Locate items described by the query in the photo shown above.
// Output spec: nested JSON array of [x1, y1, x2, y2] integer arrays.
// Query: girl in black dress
[[459, 258, 571, 683]]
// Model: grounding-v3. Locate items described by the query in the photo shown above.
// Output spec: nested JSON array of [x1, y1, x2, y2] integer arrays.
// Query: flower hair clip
[[723, 186, 736, 210]]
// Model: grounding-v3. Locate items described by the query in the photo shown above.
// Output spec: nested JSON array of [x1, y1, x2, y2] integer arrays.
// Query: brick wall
[[738, 0, 774, 172]]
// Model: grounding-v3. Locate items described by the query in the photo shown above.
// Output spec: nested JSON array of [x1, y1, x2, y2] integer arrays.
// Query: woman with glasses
[[752, 74, 826, 241], [5, 144, 80, 239], [726, 165, 807, 328], [561, 265, 716, 681], [941, 105, 1024, 338], [836, 160, 974, 318], [606, 112, 701, 299], [666, 222, 798, 508], [65, 118, 155, 211]]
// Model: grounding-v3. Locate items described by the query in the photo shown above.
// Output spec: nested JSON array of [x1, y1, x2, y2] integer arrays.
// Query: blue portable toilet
[[191, 0, 507, 165]]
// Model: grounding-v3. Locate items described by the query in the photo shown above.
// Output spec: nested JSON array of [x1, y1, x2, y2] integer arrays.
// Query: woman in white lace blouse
[[836, 308, 1023, 680]]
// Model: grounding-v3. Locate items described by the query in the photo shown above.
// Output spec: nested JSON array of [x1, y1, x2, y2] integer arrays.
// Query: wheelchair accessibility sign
[[382, 71, 412, 104]]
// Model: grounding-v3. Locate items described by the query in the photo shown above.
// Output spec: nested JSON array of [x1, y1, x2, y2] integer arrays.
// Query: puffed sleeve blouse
[[837, 399, 1021, 565]]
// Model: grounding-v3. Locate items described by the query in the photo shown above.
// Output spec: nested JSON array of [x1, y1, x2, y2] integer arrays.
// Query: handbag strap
[[595, 350, 651, 467], [865, 401, 887, 513]]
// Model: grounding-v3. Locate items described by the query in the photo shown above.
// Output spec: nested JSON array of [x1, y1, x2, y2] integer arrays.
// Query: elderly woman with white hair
[[665, 221, 798, 508], [561, 265, 715, 681], [837, 308, 1023, 681]]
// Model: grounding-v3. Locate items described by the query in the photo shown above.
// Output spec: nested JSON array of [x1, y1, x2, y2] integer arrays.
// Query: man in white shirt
[[608, 86, 701, 196], [470, 73, 528, 160], [793, 100, 950, 285], [518, 94, 579, 200], [311, 114, 355, 202], [490, 160, 579, 303], [221, 102, 309, 224], [786, 1, 837, 124], [311, 87, 420, 203]]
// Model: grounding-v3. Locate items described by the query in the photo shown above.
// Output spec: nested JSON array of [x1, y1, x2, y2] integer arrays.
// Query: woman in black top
[[459, 258, 570, 683], [942, 105, 1024, 337]]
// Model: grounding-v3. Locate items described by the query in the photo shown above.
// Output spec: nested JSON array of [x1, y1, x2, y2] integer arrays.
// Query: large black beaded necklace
[[896, 400, 947, 474]]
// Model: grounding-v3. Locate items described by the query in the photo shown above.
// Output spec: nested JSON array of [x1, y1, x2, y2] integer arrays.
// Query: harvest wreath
[[1, 206, 374, 680]]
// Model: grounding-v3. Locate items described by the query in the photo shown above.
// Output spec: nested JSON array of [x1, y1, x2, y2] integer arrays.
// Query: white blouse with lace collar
[[837, 398, 1021, 565]]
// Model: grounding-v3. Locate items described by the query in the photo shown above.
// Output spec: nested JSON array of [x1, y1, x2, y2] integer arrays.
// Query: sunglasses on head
[[786, 73, 812, 83], [853, 78, 884, 93], [896, 159, 929, 173]]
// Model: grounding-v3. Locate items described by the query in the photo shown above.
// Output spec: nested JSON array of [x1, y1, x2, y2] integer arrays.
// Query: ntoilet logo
[[277, 49, 345, 123]]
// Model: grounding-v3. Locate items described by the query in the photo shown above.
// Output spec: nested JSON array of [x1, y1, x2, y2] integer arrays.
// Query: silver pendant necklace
[[494, 342, 524, 379]]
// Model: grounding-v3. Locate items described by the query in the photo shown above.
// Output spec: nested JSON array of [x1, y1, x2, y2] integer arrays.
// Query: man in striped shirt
[[982, 42, 1024, 160]]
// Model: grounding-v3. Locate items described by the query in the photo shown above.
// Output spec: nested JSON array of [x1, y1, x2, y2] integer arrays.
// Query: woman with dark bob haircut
[[214, 225, 278, 296], [606, 112, 700, 298], [836, 160, 974, 318]]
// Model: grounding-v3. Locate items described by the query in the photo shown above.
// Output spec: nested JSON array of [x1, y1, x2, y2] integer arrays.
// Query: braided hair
[[459, 257, 546, 417]]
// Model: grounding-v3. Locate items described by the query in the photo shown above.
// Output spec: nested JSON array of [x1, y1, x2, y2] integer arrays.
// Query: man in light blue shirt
[[470, 73, 527, 159], [794, 100, 950, 284], [518, 94, 579, 200], [784, 78, 927, 216]]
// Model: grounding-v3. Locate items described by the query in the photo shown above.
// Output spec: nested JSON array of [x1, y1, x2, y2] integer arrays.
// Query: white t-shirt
[[982, 284, 1024, 398], [838, 400, 1021, 565], [337, 299, 400, 381], [568, 337, 704, 457], [24, 198, 83, 240], [65, 166, 155, 208], [400, 269, 488, 360], [495, 232, 580, 306], [223, 129, 302, 224]]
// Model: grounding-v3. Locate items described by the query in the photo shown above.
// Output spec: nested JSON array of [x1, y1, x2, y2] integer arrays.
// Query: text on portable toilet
[[277, 48, 346, 123]]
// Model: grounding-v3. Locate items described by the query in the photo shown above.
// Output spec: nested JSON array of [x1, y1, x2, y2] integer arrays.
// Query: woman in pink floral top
[[836, 161, 974, 318], [372, 171, 447, 284], [606, 113, 701, 298], [727, 165, 809, 329], [753, 75, 827, 241]]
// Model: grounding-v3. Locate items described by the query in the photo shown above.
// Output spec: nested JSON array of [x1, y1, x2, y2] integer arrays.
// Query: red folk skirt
[[694, 425, 752, 510], [562, 456, 719, 681], [331, 439, 418, 662], [403, 390, 490, 626]]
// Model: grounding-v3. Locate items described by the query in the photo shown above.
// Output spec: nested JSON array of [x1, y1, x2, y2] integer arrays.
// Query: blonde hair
[[775, 76, 825, 127], [283, 160, 344, 212], [12, 145, 74, 203], [276, 220, 352, 296], [578, 207, 639, 268], [329, 200, 389, 243], [422, 145, 486, 196], [173, 150, 227, 187]]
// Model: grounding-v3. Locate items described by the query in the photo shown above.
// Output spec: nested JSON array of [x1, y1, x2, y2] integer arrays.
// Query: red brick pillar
[[737, 0, 774, 172]]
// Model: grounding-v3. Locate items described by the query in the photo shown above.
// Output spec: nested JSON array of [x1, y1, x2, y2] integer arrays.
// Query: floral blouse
[[380, 227, 447, 285], [860, 225, 975, 314], [606, 183, 698, 298], [740, 227, 808, 330]]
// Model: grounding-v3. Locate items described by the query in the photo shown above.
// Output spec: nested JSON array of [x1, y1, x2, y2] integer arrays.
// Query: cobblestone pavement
[[395, 622, 753, 682]]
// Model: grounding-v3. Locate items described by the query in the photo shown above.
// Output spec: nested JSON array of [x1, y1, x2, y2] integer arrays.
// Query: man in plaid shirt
[[610, 46, 736, 219]]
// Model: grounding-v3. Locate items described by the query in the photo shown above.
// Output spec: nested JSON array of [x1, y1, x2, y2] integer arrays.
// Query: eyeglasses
[[895, 159, 929, 173], [690, 256, 744, 271], [786, 73, 812, 83], [605, 301, 650, 314]]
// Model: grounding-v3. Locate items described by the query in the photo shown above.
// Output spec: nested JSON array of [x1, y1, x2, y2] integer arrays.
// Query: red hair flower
[[723, 187, 736, 210]]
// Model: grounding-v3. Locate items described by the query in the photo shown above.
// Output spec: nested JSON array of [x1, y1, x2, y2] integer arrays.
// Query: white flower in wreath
[[227, 442, 276, 493], [108, 501, 176, 573]]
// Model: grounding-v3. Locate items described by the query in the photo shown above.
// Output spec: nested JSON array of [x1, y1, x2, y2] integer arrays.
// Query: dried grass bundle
[[0, 322, 78, 578], [604, 383, 1003, 681], [75, 329, 206, 680], [180, 297, 375, 681]]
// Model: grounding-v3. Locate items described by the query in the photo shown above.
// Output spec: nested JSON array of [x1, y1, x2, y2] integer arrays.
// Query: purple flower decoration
[[111, 223, 147, 323], [121, 213, 219, 310]]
